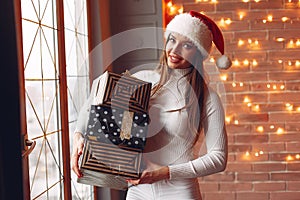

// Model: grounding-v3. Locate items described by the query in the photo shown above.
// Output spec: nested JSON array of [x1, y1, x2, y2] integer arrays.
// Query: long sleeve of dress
[[74, 75, 103, 135], [168, 90, 228, 179]]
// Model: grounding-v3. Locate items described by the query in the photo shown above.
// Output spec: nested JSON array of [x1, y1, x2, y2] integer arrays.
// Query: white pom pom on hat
[[165, 10, 232, 69]]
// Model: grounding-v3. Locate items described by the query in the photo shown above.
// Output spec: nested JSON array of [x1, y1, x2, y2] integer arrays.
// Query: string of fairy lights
[[165, 0, 300, 162]]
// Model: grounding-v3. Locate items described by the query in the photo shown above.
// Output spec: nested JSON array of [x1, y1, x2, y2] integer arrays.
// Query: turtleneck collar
[[169, 67, 193, 78]]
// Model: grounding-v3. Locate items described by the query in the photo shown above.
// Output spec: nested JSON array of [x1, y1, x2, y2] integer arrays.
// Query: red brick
[[236, 151, 269, 162], [287, 163, 300, 171], [203, 192, 235, 200], [271, 172, 300, 181], [269, 50, 300, 60], [254, 182, 286, 191], [269, 92, 300, 103], [229, 144, 252, 152], [238, 173, 269, 181], [235, 72, 268, 82], [236, 134, 268, 143], [183, 3, 215, 13], [226, 163, 252, 172], [236, 113, 269, 123], [203, 172, 235, 182], [286, 20, 300, 29], [254, 103, 285, 112], [286, 142, 300, 151], [199, 182, 219, 192], [216, 2, 248, 11], [235, 93, 268, 102], [251, 20, 284, 30], [250, 0, 283, 9], [252, 163, 286, 172], [252, 143, 285, 152], [234, 31, 267, 41], [239, 10, 267, 21], [287, 181, 300, 191], [270, 133, 300, 142], [270, 152, 299, 161], [269, 72, 300, 81], [251, 61, 283, 71], [286, 82, 300, 91], [237, 192, 269, 200], [270, 192, 300, 200], [269, 30, 300, 40], [220, 182, 252, 191], [269, 113, 300, 122], [226, 124, 251, 134]]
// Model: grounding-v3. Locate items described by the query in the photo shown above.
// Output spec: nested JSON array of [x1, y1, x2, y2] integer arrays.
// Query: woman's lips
[[168, 55, 182, 63]]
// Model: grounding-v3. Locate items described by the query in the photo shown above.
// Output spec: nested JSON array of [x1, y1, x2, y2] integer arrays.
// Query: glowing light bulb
[[243, 59, 249, 66], [296, 39, 300, 46], [243, 96, 250, 103], [239, 82, 244, 87], [270, 125, 275, 129], [296, 154, 300, 159], [225, 116, 231, 123], [276, 127, 284, 135], [247, 102, 252, 107], [286, 155, 294, 161], [257, 126, 264, 133], [238, 39, 245, 46], [233, 59, 240, 66], [232, 82, 237, 87], [267, 15, 273, 22], [267, 84, 271, 89], [234, 120, 239, 125], [245, 151, 250, 156], [225, 18, 232, 25], [272, 85, 277, 90], [276, 37, 285, 42], [278, 60, 283, 64], [281, 17, 289, 22], [253, 104, 260, 112], [220, 74, 228, 81], [259, 151, 264, 155], [239, 12, 245, 20], [252, 59, 258, 66], [255, 152, 259, 157], [296, 61, 300, 67]]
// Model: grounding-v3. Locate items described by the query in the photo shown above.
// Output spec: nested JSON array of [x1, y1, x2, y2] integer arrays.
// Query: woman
[[72, 10, 231, 200]]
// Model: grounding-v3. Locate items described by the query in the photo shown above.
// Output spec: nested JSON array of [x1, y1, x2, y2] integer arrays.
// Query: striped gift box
[[78, 71, 152, 190]]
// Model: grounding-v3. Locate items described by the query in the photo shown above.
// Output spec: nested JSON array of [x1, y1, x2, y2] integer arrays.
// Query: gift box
[[77, 71, 152, 190]]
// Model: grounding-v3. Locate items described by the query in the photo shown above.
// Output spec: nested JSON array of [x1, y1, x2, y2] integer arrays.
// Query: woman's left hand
[[127, 166, 170, 185]]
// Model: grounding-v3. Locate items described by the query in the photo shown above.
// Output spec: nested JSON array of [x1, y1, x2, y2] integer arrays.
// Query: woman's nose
[[170, 43, 181, 55]]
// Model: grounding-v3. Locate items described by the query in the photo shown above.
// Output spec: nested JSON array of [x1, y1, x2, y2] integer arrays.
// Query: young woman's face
[[165, 33, 198, 69]]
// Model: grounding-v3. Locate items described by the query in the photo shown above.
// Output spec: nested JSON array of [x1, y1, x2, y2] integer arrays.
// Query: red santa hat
[[165, 10, 232, 69]]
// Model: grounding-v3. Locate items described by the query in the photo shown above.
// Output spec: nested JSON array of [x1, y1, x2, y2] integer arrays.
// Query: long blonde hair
[[151, 37, 208, 143]]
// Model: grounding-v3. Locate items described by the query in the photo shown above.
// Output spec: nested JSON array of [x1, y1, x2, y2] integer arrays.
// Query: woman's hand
[[127, 166, 170, 185], [71, 132, 84, 178]]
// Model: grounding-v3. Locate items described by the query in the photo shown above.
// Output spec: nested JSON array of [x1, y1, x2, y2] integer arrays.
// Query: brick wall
[[167, 0, 300, 199]]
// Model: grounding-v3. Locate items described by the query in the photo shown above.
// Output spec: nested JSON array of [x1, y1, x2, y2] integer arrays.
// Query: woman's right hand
[[71, 132, 84, 178]]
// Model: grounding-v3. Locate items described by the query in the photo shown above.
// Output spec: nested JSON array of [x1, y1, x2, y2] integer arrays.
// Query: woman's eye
[[169, 38, 176, 43], [183, 43, 193, 49]]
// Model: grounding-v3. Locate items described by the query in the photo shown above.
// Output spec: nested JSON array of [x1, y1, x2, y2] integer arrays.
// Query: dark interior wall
[[0, 1, 23, 200]]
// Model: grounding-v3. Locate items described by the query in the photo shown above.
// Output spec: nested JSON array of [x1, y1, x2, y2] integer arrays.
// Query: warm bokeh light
[[257, 126, 264, 133]]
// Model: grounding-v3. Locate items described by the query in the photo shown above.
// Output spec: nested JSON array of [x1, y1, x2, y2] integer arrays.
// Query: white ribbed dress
[[75, 68, 228, 200]]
